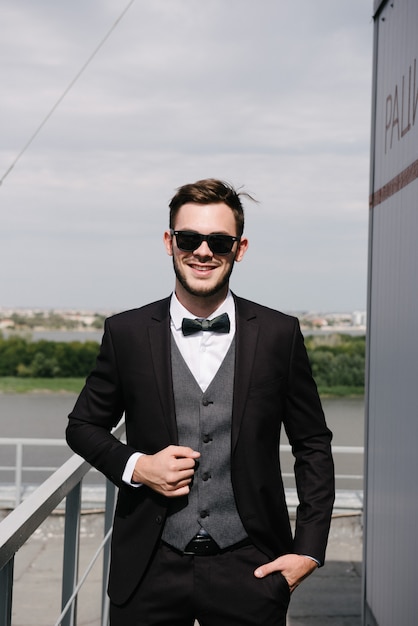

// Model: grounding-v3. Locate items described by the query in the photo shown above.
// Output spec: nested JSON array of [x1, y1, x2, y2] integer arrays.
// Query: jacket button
[[202, 399, 210, 406], [202, 472, 211, 481], [202, 434, 212, 443], [200, 510, 209, 519], [155, 515, 163, 525]]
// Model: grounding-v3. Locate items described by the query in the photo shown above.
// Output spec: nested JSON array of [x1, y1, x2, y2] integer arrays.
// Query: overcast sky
[[1, 0, 373, 313]]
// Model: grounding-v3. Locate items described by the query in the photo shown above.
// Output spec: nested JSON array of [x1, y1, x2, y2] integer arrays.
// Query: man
[[66, 178, 334, 626]]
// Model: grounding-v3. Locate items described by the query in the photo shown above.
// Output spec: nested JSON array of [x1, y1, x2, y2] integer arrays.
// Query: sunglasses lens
[[209, 235, 234, 254], [176, 233, 202, 251]]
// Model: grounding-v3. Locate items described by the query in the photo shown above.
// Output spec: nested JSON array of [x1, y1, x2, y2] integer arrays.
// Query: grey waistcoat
[[161, 336, 248, 550]]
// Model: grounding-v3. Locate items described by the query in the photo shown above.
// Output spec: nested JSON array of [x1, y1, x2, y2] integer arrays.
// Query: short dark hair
[[169, 178, 253, 236]]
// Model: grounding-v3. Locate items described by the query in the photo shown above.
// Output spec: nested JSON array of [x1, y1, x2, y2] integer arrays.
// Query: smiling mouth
[[190, 264, 216, 273]]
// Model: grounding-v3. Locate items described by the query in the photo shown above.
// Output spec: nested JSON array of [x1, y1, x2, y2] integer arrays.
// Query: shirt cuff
[[301, 555, 321, 567], [122, 452, 143, 487]]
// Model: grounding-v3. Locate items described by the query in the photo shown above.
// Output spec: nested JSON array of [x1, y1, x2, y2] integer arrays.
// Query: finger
[[174, 458, 199, 473], [170, 446, 201, 459], [254, 561, 278, 578], [165, 472, 194, 487], [175, 468, 196, 481], [165, 458, 197, 476], [164, 485, 191, 497]]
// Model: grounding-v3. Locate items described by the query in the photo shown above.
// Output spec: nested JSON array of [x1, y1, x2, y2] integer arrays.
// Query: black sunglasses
[[170, 230, 240, 255]]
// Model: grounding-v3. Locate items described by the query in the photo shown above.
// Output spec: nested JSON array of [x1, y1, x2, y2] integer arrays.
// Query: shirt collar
[[170, 290, 235, 332]]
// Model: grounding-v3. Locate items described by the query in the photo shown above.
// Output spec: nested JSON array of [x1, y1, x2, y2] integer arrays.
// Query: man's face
[[164, 202, 248, 303]]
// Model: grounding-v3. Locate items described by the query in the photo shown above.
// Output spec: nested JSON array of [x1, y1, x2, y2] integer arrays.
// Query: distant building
[[0, 319, 13, 330], [352, 311, 367, 327]]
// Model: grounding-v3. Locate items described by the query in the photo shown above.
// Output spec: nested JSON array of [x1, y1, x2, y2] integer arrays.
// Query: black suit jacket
[[66, 295, 334, 605]]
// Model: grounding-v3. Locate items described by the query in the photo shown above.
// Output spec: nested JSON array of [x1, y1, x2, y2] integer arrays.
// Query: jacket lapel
[[148, 299, 178, 444], [232, 295, 259, 452]]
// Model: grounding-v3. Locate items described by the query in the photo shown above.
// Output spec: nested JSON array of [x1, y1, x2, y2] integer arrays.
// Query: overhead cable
[[0, 0, 137, 187]]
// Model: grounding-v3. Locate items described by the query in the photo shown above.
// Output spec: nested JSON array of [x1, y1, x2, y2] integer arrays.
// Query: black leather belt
[[184, 532, 220, 556], [164, 531, 251, 557]]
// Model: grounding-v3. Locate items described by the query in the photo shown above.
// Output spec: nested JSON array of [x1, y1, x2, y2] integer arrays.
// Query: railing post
[[14, 443, 23, 508], [0, 558, 14, 626], [101, 480, 116, 626], [61, 482, 81, 626]]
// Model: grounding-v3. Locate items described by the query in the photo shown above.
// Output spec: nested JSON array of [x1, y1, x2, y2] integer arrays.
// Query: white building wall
[[365, 1, 418, 624]]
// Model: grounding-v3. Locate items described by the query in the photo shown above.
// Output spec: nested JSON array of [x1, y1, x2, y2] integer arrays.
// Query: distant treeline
[[0, 333, 99, 378], [0, 332, 366, 390], [305, 333, 365, 390]]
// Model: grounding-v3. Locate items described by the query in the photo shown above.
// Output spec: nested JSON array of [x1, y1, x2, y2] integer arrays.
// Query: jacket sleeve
[[283, 321, 335, 565], [66, 319, 138, 487]]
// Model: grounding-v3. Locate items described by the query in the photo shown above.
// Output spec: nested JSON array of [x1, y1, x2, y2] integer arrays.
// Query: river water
[[0, 393, 364, 490], [0, 393, 364, 442]]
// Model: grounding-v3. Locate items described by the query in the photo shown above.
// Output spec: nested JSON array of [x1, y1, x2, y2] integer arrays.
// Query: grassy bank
[[0, 377, 364, 397], [317, 386, 364, 397], [0, 377, 85, 394]]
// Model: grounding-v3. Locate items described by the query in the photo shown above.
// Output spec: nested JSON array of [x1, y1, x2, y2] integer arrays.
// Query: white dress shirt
[[169, 290, 235, 392]]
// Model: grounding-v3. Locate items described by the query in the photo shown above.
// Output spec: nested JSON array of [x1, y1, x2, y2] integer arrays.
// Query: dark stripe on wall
[[369, 158, 418, 207]]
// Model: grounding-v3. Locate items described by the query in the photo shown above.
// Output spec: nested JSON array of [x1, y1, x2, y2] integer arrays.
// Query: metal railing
[[0, 437, 363, 626], [0, 437, 70, 508], [0, 439, 364, 510], [280, 444, 364, 484], [0, 422, 125, 626]]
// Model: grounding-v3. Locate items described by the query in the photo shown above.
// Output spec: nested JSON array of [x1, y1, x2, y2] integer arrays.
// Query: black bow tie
[[181, 312, 230, 336]]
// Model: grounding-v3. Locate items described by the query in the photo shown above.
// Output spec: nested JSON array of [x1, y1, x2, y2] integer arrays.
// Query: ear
[[163, 230, 173, 256], [235, 236, 248, 262]]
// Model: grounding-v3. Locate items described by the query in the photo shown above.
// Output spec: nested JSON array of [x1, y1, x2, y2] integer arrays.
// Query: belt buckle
[[184, 534, 219, 556]]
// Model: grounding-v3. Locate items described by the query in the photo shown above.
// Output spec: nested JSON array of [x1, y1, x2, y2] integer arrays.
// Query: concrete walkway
[[1, 505, 363, 626], [288, 513, 362, 625]]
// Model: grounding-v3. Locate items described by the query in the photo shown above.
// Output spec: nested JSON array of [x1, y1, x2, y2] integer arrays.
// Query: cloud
[[1, 0, 372, 311]]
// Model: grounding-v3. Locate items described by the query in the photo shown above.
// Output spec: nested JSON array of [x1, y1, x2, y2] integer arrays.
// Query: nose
[[193, 240, 213, 258]]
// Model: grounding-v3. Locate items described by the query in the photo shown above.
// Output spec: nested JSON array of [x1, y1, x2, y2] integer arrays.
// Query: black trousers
[[110, 542, 290, 626]]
